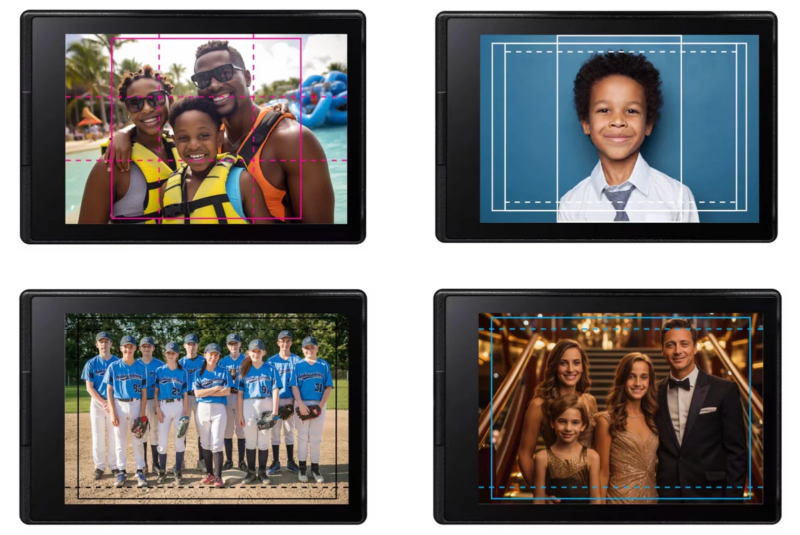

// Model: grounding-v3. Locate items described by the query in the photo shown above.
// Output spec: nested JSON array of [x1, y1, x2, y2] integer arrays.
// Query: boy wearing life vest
[[160, 98, 273, 224]]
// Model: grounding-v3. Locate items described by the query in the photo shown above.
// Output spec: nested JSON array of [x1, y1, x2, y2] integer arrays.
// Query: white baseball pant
[[271, 398, 296, 445], [224, 393, 245, 439], [196, 402, 227, 453], [144, 398, 159, 445], [157, 399, 186, 454], [243, 397, 274, 450], [112, 398, 146, 471], [295, 400, 326, 464], [89, 397, 118, 471]]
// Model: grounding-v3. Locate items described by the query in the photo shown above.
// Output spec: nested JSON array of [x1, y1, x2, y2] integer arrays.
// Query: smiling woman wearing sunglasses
[[78, 65, 180, 224]]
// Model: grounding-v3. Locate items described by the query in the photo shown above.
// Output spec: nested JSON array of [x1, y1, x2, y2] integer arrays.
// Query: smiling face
[[195, 50, 250, 117], [164, 350, 179, 364], [227, 341, 241, 357], [303, 344, 319, 359], [582, 75, 653, 163], [248, 349, 265, 363], [625, 360, 650, 401], [662, 328, 697, 377], [126, 77, 169, 137], [205, 351, 221, 367], [173, 110, 223, 172], [557, 347, 584, 388], [140, 343, 154, 359], [121, 343, 137, 359], [551, 407, 586, 444], [278, 337, 293, 354]]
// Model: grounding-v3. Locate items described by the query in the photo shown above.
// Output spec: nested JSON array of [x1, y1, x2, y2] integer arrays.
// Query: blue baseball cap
[[96, 331, 112, 342], [226, 333, 242, 344], [139, 336, 155, 347], [204, 343, 222, 354], [184, 334, 199, 344], [120, 335, 137, 347], [277, 330, 293, 341], [164, 342, 180, 353], [301, 336, 319, 348], [248, 339, 266, 351]]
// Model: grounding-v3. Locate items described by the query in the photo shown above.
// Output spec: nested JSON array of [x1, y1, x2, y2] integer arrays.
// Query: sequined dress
[[600, 412, 659, 504], [544, 446, 590, 499]]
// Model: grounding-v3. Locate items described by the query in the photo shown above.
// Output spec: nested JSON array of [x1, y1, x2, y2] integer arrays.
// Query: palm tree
[[93, 34, 137, 57], [66, 39, 110, 129], [168, 63, 186, 86], [326, 62, 347, 74]]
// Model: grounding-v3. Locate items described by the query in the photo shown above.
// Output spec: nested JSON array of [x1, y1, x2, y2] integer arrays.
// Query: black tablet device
[[20, 290, 366, 524], [434, 290, 780, 523], [436, 12, 777, 242], [21, 10, 365, 243]]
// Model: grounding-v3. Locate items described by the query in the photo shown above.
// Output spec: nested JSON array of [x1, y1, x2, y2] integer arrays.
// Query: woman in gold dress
[[594, 352, 659, 504], [518, 339, 598, 488]]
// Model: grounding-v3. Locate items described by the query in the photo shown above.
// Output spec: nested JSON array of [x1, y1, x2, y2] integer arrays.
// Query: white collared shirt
[[557, 154, 700, 223], [667, 365, 700, 444]]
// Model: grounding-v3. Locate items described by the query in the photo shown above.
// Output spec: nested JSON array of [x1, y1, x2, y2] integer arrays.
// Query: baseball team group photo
[[478, 313, 765, 504], [64, 312, 349, 505]]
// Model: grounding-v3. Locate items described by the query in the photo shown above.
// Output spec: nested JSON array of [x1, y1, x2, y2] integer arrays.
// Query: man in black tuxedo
[[655, 318, 748, 501]]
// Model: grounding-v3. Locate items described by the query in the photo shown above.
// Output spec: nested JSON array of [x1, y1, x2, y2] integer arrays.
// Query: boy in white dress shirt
[[558, 53, 699, 223]]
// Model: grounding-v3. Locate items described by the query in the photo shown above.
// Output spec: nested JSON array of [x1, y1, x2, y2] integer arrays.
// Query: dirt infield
[[64, 410, 348, 505]]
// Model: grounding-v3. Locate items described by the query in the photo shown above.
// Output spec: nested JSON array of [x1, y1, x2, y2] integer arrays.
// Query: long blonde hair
[[605, 352, 659, 437]]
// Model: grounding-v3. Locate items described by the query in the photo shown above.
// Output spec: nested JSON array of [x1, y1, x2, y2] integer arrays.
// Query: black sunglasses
[[191, 63, 245, 90], [124, 90, 169, 113]]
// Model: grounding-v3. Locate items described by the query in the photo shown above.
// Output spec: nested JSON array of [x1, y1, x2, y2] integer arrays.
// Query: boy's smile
[[582, 74, 653, 163], [173, 110, 223, 174]]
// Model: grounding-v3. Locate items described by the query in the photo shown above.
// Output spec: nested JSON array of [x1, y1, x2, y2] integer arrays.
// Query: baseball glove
[[298, 405, 322, 421], [175, 416, 190, 439], [131, 416, 149, 439], [257, 411, 279, 431], [277, 404, 294, 420]]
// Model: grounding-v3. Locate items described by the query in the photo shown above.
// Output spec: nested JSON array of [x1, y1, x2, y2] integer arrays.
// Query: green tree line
[[66, 313, 349, 382]]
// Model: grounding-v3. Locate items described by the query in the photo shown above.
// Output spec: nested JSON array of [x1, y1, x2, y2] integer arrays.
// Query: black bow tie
[[669, 378, 691, 390]]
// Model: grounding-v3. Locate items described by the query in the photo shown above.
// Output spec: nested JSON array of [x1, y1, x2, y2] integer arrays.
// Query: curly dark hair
[[195, 40, 246, 70], [573, 53, 663, 126], [117, 64, 174, 101], [169, 96, 223, 130]]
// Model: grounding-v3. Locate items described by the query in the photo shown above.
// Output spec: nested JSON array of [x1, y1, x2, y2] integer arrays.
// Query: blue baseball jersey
[[294, 358, 334, 401], [81, 355, 120, 399], [102, 359, 148, 400], [267, 353, 302, 399], [138, 358, 164, 399], [179, 356, 205, 392], [238, 362, 282, 399], [154, 366, 189, 401], [219, 353, 246, 391], [194, 366, 233, 405]]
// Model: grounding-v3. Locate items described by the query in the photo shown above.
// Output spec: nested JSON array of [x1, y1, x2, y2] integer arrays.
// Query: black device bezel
[[20, 290, 366, 524], [435, 12, 777, 242], [434, 289, 780, 523], [21, 10, 365, 244]]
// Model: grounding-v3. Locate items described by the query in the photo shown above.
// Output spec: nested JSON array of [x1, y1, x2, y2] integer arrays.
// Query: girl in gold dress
[[519, 339, 598, 488], [594, 352, 659, 504], [533, 394, 601, 503]]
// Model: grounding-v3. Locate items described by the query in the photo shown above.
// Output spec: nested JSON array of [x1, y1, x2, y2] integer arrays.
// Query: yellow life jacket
[[161, 154, 248, 224], [100, 133, 180, 224]]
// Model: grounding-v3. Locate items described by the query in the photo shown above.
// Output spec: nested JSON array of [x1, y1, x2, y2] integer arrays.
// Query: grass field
[[65, 379, 349, 413]]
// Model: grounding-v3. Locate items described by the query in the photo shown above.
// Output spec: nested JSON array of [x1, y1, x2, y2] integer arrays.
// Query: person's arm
[[518, 398, 545, 486], [264, 124, 334, 223], [107, 384, 119, 426], [85, 381, 107, 407], [182, 391, 188, 416], [194, 385, 222, 397], [272, 388, 280, 414], [238, 169, 275, 224], [291, 386, 308, 415], [721, 381, 748, 495], [238, 391, 246, 428], [139, 379, 147, 418], [154, 385, 164, 423], [593, 414, 612, 498], [101, 125, 135, 172], [532, 450, 548, 503], [320, 386, 333, 409], [587, 449, 601, 504], [78, 161, 112, 224]]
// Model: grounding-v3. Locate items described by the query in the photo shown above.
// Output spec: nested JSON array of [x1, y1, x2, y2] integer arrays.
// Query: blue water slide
[[302, 74, 325, 88], [289, 91, 334, 129], [326, 71, 348, 86], [326, 90, 348, 126]]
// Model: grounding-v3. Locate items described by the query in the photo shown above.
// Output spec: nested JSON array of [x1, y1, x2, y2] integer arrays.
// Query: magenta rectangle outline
[[109, 35, 303, 221]]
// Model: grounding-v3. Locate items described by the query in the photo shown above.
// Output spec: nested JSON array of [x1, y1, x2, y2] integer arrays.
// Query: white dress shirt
[[557, 154, 700, 223], [667, 365, 700, 444]]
